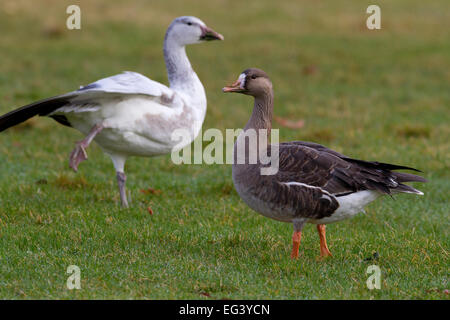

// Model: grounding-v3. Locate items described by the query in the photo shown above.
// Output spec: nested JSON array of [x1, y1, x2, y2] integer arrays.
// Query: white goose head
[[165, 16, 224, 46]]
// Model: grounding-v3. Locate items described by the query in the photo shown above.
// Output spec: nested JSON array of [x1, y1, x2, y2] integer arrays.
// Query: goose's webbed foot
[[69, 143, 88, 172], [68, 123, 104, 172]]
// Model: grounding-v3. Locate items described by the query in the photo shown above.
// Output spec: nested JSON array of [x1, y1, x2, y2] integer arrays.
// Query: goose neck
[[164, 37, 194, 87], [244, 90, 274, 134], [163, 37, 206, 110]]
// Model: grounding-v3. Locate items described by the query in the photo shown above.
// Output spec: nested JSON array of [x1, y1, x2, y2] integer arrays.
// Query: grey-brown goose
[[223, 68, 426, 259]]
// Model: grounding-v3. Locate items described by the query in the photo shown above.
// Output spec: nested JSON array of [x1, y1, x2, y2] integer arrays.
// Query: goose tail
[[391, 171, 427, 195], [392, 183, 424, 195]]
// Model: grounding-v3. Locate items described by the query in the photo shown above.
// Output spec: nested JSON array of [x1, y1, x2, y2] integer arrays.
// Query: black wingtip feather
[[343, 157, 423, 173], [392, 172, 427, 183], [0, 95, 70, 132]]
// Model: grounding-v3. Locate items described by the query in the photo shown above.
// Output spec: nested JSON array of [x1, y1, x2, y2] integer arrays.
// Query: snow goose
[[0, 16, 223, 207], [223, 68, 426, 259]]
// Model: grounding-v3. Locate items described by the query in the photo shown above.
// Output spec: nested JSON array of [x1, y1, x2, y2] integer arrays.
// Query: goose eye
[[251, 75, 257, 79], [187, 22, 192, 26]]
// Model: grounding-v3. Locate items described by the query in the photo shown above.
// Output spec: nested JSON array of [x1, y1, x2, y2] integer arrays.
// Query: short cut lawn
[[0, 0, 448, 299]]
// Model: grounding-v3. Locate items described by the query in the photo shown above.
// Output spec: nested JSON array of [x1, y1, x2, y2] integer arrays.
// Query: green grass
[[0, 0, 448, 299]]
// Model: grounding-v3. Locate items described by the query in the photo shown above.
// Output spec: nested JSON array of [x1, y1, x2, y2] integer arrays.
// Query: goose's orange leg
[[291, 231, 302, 259], [317, 224, 332, 257]]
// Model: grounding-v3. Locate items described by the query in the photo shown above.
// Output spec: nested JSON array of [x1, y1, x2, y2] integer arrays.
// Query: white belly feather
[[59, 95, 204, 157]]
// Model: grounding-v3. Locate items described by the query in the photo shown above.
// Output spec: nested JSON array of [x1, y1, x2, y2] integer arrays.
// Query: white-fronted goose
[[0, 16, 223, 207], [223, 68, 426, 259]]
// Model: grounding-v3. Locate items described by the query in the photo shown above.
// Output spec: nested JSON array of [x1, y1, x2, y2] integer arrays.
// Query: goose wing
[[0, 72, 181, 132], [275, 141, 426, 196], [256, 142, 424, 219], [75, 71, 173, 97]]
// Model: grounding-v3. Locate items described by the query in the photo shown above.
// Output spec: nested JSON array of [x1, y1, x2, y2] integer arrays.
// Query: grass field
[[0, 0, 448, 299]]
